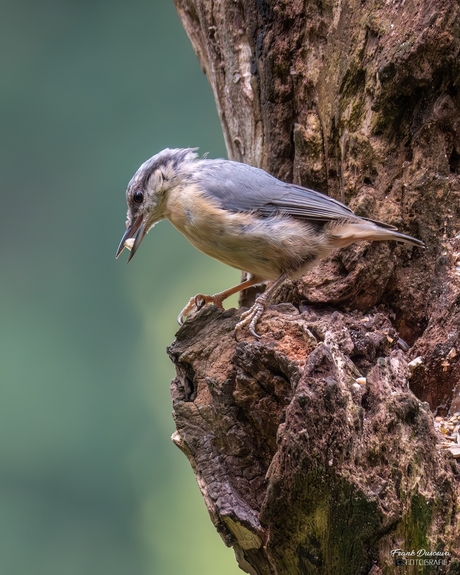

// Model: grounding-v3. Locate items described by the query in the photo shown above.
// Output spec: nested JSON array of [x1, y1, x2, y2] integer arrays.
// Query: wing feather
[[197, 160, 357, 223]]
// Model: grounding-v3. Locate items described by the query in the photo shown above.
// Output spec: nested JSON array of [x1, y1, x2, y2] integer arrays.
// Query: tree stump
[[168, 0, 460, 572]]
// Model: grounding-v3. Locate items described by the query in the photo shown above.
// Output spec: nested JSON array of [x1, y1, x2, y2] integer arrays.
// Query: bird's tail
[[327, 220, 425, 248]]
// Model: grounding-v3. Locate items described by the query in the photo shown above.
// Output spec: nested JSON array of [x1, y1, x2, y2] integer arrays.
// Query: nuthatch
[[116, 148, 424, 337]]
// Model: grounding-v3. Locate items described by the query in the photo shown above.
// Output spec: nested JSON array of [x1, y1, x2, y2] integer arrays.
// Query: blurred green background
[[0, 0, 241, 573]]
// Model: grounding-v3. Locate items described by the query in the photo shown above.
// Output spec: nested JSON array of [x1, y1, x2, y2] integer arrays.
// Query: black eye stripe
[[133, 190, 144, 204]]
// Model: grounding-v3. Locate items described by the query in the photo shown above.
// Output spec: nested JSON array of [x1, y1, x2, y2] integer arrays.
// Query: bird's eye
[[133, 190, 144, 204]]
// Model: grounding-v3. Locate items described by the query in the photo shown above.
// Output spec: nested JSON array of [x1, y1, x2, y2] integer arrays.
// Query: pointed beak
[[116, 216, 146, 262]]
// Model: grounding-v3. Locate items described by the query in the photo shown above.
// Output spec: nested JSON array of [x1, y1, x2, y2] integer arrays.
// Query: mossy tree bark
[[169, 0, 460, 573]]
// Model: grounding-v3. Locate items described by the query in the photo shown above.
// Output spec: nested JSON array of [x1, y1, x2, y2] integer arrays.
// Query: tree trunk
[[169, 0, 460, 572]]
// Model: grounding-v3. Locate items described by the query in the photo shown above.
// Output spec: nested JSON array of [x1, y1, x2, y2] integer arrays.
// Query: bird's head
[[116, 148, 198, 261]]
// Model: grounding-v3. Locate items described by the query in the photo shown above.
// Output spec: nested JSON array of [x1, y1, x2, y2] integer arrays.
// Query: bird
[[116, 148, 424, 337]]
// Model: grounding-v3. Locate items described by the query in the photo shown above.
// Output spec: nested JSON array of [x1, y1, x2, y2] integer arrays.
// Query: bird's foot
[[177, 293, 225, 325], [235, 295, 268, 339]]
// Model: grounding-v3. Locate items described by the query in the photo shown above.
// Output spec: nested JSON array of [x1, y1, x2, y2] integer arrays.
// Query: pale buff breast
[[163, 185, 331, 280]]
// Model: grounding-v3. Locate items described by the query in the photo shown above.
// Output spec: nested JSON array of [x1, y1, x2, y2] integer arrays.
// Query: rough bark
[[169, 0, 460, 572]]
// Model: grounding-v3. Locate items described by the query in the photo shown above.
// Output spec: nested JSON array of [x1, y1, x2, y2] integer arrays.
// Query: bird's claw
[[177, 293, 225, 325], [194, 294, 206, 310], [235, 297, 267, 339]]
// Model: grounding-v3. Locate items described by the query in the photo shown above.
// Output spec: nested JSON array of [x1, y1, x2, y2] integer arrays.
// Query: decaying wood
[[169, 0, 460, 572], [169, 306, 460, 573]]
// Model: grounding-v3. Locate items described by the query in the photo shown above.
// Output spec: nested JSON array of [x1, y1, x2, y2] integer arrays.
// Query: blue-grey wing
[[196, 159, 356, 223]]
